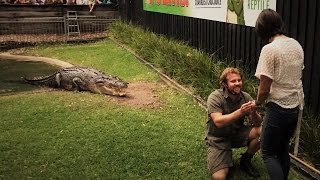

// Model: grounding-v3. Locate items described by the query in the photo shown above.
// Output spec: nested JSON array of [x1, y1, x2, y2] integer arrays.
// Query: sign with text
[[143, 0, 277, 27]]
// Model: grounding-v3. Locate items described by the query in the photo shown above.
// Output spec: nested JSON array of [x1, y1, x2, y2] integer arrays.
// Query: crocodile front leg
[[72, 77, 87, 91]]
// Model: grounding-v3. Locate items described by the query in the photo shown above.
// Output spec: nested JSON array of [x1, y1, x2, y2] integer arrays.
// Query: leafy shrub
[[109, 21, 258, 99], [299, 112, 320, 169]]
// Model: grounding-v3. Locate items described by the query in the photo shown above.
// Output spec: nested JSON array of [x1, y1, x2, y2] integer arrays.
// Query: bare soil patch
[[107, 81, 164, 109]]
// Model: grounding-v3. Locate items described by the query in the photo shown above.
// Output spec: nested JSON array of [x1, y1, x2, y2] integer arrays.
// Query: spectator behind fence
[[33, 0, 45, 5], [110, 0, 117, 5], [100, 0, 110, 5], [100, 0, 117, 5], [14, 0, 30, 4], [45, 0, 62, 4], [76, 0, 87, 5], [66, 0, 75, 4], [88, 0, 101, 13]]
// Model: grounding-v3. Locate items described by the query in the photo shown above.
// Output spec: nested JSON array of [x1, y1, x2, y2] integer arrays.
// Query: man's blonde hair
[[219, 67, 243, 87]]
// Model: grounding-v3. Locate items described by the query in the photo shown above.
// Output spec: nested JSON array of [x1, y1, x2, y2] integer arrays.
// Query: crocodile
[[24, 67, 128, 96]]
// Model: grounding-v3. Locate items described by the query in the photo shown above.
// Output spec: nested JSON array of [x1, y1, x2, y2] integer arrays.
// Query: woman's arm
[[256, 75, 273, 105]]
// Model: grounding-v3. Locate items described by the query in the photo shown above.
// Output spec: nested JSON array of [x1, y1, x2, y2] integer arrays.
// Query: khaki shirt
[[206, 88, 253, 149]]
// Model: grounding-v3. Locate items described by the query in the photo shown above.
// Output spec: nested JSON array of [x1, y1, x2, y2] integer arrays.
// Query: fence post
[[293, 109, 303, 156], [64, 15, 67, 37]]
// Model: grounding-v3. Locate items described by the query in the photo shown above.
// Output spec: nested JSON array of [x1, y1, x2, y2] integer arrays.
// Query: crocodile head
[[93, 76, 128, 97]]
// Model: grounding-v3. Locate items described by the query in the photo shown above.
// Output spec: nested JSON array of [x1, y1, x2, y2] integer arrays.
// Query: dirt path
[[0, 53, 74, 68], [107, 81, 163, 109]]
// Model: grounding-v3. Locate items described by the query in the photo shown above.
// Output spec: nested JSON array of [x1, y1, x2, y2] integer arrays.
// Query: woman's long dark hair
[[255, 9, 287, 41]]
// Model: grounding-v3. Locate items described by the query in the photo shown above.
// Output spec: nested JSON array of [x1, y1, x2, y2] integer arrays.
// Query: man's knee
[[212, 168, 229, 180], [250, 126, 261, 139]]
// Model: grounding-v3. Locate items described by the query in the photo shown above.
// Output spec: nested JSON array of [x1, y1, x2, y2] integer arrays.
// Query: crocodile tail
[[24, 72, 61, 88]]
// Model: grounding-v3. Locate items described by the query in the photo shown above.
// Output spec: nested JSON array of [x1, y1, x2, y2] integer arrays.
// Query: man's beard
[[227, 86, 241, 95]]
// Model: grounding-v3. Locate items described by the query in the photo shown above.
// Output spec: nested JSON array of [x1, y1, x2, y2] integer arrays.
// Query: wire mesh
[[0, 16, 117, 50]]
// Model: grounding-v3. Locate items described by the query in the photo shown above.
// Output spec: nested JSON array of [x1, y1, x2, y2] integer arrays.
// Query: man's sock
[[240, 152, 260, 177]]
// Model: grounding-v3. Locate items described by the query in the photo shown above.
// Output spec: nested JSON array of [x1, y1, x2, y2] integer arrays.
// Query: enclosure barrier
[[0, 16, 117, 50]]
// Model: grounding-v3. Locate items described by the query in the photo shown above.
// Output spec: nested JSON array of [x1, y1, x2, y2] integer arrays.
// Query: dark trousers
[[261, 102, 299, 180]]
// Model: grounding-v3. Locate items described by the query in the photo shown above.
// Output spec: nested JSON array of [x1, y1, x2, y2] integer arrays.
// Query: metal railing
[[0, 16, 118, 50]]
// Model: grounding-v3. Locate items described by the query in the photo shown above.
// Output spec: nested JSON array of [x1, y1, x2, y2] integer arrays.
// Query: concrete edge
[[0, 53, 74, 68]]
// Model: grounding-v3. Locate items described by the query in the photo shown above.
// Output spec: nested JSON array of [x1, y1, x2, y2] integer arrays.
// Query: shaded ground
[[107, 81, 163, 109]]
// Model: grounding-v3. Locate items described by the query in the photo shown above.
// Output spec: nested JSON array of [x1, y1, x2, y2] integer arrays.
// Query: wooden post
[[293, 109, 303, 156]]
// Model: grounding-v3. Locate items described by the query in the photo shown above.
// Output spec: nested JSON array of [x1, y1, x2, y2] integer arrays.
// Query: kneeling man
[[206, 67, 262, 179]]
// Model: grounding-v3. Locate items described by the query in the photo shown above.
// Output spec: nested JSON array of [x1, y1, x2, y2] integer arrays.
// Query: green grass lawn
[[0, 89, 208, 179], [0, 40, 301, 179]]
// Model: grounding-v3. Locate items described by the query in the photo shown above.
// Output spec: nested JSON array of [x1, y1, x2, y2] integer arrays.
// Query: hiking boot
[[240, 152, 260, 178]]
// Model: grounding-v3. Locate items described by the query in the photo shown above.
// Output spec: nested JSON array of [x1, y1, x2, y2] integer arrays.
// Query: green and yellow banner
[[143, 0, 277, 27]]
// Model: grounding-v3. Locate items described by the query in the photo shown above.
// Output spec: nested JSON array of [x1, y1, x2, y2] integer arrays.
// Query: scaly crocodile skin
[[24, 67, 128, 96]]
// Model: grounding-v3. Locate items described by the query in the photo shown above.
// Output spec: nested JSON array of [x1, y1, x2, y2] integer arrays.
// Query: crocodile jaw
[[101, 86, 127, 97]]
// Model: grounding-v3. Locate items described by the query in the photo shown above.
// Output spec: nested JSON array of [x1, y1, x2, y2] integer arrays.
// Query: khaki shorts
[[207, 126, 251, 174]]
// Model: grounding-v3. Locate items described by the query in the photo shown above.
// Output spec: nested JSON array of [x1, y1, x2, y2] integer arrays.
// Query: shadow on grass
[[0, 60, 60, 95]]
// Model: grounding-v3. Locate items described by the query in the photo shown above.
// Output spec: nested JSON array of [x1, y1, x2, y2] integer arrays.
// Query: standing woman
[[254, 9, 304, 180]]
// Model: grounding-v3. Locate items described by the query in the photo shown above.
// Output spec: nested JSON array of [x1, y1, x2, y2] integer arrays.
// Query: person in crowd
[[100, 0, 117, 5], [34, 0, 45, 5], [110, 0, 117, 5], [254, 9, 304, 180], [100, 0, 111, 4], [76, 0, 87, 5], [14, 0, 29, 4], [206, 67, 262, 179], [65, 0, 75, 4], [88, 0, 101, 12]]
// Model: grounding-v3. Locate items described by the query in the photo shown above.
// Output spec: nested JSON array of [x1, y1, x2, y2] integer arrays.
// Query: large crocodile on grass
[[24, 67, 128, 96]]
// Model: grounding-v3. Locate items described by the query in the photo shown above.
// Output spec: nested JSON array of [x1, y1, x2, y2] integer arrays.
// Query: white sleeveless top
[[255, 38, 304, 110]]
